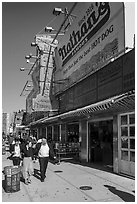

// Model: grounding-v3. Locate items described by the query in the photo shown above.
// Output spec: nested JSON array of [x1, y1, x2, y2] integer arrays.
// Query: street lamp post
[[53, 7, 77, 18], [20, 67, 31, 71]]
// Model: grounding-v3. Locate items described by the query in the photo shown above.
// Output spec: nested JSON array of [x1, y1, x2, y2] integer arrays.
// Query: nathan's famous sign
[[55, 2, 125, 84], [59, 2, 110, 66]]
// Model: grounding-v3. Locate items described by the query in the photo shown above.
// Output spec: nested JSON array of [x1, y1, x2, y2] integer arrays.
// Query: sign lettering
[[58, 3, 110, 66]]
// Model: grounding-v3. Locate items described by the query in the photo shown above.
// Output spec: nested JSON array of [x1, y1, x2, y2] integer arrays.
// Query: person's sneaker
[[28, 179, 31, 184], [25, 180, 29, 185]]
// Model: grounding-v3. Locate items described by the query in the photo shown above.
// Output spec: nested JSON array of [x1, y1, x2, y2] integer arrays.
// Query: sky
[[2, 1, 135, 114]]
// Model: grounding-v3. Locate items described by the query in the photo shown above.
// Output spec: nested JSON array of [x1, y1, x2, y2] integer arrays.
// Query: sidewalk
[[2, 152, 135, 202]]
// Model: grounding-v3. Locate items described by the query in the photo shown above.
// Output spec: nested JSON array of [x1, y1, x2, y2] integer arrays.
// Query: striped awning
[[27, 116, 48, 127], [108, 92, 135, 113], [29, 91, 135, 126]]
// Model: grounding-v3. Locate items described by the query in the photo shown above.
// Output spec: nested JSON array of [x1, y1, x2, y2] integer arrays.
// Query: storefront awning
[[27, 117, 48, 127], [107, 91, 135, 113], [28, 90, 135, 126]]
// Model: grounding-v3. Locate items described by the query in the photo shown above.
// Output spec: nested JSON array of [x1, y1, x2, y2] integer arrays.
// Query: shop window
[[130, 152, 135, 162], [120, 112, 135, 163], [121, 151, 128, 161], [130, 126, 135, 137], [121, 115, 128, 125], [121, 137, 128, 148], [129, 114, 135, 124], [67, 124, 79, 142], [130, 139, 135, 149], [121, 127, 128, 136]]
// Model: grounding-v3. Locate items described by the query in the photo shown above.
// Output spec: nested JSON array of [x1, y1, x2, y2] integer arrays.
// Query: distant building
[[13, 110, 26, 136], [2, 113, 8, 137]]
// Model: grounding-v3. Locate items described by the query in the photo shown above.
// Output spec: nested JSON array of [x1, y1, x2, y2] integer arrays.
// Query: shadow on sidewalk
[[104, 185, 135, 202], [62, 158, 135, 180], [61, 158, 113, 173]]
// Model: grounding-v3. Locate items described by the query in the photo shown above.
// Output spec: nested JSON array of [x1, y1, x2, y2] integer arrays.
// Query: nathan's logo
[[58, 3, 110, 66]]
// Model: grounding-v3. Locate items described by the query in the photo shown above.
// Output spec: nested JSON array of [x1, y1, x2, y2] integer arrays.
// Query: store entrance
[[89, 120, 113, 167]]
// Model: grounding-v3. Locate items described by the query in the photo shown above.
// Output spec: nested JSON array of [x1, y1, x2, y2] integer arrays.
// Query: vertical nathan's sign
[[54, 2, 125, 89], [32, 35, 58, 111], [31, 65, 40, 93]]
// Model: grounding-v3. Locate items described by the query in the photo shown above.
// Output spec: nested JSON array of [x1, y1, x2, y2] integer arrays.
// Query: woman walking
[[21, 138, 34, 185], [10, 137, 22, 166]]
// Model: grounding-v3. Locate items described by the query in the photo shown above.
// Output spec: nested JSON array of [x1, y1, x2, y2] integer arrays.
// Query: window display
[[54, 142, 80, 163]]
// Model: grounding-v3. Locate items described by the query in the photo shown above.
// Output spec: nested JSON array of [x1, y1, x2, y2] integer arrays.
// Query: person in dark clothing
[[31, 136, 37, 162], [34, 138, 56, 182], [10, 138, 22, 166], [21, 138, 34, 185], [47, 138, 59, 165]]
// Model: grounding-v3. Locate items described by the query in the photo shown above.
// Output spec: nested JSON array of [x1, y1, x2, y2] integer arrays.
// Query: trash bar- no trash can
[[4, 166, 21, 193]]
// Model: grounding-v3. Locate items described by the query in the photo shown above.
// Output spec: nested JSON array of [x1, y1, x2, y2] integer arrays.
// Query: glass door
[[119, 112, 135, 176]]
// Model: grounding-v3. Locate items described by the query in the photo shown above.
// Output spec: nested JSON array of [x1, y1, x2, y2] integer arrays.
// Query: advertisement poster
[[26, 89, 38, 113], [33, 94, 52, 112], [54, 2, 125, 89], [32, 35, 58, 111], [31, 65, 40, 94], [35, 34, 58, 53]]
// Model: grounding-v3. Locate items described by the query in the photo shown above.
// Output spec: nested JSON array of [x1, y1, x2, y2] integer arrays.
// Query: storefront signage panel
[[123, 49, 135, 92], [36, 34, 58, 53], [98, 77, 122, 101], [33, 94, 52, 112], [98, 57, 122, 86], [55, 2, 125, 86], [26, 65, 41, 113], [32, 35, 58, 111], [97, 56, 123, 100], [74, 90, 97, 110], [36, 34, 57, 96], [60, 75, 97, 112], [59, 50, 134, 112]]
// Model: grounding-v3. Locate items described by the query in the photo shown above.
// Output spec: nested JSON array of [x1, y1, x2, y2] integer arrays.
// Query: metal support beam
[[28, 56, 40, 75], [20, 81, 29, 96]]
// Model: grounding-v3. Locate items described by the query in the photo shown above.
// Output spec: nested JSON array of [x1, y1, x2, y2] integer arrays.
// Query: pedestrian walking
[[47, 137, 59, 165], [35, 138, 56, 182], [10, 137, 22, 166], [21, 137, 34, 185], [31, 136, 37, 163]]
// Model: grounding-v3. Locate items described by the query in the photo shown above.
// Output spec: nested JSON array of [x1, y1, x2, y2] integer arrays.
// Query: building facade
[[30, 48, 135, 177], [27, 3, 135, 177]]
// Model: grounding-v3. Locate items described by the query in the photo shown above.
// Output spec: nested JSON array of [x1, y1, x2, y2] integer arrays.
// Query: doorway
[[88, 120, 113, 166]]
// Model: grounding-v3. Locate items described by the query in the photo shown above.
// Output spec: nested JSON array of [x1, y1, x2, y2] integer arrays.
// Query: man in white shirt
[[35, 138, 55, 182]]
